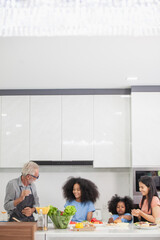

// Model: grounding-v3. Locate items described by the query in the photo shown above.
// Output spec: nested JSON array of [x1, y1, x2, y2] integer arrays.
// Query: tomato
[[70, 221, 77, 224], [91, 218, 97, 222], [91, 218, 103, 224]]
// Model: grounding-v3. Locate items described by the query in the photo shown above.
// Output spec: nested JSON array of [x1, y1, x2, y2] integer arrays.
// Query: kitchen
[[0, 1, 160, 239]]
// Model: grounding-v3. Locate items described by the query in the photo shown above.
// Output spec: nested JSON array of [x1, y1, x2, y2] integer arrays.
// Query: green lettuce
[[47, 205, 76, 229], [63, 205, 76, 216]]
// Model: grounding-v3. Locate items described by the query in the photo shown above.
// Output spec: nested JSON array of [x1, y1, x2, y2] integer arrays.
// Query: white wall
[[0, 166, 131, 221]]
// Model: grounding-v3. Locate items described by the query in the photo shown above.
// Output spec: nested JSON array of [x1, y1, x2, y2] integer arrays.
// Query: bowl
[[49, 215, 72, 229]]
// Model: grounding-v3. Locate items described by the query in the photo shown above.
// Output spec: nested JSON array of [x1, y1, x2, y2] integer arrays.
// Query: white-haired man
[[4, 161, 40, 222]]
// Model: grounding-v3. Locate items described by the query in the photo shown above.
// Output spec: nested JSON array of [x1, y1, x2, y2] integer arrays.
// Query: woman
[[132, 175, 160, 223]]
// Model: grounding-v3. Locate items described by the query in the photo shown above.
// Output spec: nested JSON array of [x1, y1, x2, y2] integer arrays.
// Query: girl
[[132, 175, 160, 223], [108, 194, 133, 223], [62, 177, 99, 222]]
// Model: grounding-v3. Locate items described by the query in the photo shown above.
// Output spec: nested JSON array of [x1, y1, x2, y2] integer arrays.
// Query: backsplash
[[0, 166, 131, 221]]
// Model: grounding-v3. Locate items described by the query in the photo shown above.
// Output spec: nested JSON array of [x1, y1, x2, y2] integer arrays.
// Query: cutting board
[[72, 225, 96, 231], [0, 222, 37, 240]]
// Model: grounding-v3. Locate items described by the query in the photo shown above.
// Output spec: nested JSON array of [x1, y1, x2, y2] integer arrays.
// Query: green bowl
[[49, 215, 72, 229]]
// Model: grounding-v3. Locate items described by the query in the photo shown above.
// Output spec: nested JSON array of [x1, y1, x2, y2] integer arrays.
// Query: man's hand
[[22, 207, 34, 217], [14, 190, 31, 207], [20, 190, 31, 201]]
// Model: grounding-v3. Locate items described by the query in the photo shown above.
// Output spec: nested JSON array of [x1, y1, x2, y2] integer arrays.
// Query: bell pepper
[[75, 222, 84, 228]]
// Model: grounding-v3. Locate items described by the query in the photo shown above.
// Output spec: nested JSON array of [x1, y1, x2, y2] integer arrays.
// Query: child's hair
[[139, 175, 159, 211], [62, 177, 99, 203], [108, 194, 133, 214]]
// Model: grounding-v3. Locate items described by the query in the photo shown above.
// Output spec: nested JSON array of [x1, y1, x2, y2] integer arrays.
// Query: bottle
[[37, 209, 44, 231], [44, 214, 48, 231]]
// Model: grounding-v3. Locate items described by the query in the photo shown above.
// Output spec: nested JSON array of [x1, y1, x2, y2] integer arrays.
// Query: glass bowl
[[49, 215, 72, 229]]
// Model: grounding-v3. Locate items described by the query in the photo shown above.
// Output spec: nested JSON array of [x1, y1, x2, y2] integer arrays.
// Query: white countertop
[[35, 223, 160, 239]]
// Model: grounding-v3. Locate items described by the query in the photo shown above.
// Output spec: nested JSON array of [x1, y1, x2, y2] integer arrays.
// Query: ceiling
[[0, 0, 160, 89], [0, 36, 160, 89]]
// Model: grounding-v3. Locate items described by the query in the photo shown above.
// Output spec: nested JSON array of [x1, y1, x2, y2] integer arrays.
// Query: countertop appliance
[[133, 168, 160, 204], [92, 209, 102, 221]]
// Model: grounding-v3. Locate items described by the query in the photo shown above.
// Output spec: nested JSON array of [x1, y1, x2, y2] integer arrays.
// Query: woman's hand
[[131, 209, 141, 217], [132, 207, 159, 223]]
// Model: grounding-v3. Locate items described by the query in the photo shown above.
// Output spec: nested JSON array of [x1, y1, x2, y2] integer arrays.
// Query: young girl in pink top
[[132, 175, 160, 223]]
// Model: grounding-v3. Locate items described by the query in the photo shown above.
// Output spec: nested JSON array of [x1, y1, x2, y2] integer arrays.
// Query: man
[[4, 161, 40, 222]]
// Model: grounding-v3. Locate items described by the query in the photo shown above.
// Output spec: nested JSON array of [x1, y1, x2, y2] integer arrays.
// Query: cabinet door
[[30, 96, 61, 160], [62, 96, 93, 160], [94, 95, 131, 167], [132, 92, 160, 167], [0, 96, 29, 167], [0, 97, 1, 166], [35, 232, 45, 240]]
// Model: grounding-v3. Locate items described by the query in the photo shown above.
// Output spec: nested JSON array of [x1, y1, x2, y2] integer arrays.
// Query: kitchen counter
[[35, 223, 160, 240]]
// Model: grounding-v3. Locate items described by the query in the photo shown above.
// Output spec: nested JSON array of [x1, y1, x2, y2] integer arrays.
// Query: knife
[[12, 217, 21, 222]]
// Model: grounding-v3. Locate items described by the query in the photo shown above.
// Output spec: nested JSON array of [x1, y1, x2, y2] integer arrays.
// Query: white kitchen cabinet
[[0, 97, 1, 165], [0, 96, 29, 168], [0, 93, 131, 167], [131, 92, 160, 167], [30, 96, 61, 160], [94, 95, 131, 168], [62, 96, 93, 161], [35, 232, 45, 240], [44, 224, 160, 239]]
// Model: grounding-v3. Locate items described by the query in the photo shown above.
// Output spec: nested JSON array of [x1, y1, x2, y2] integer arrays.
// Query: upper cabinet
[[0, 96, 29, 168], [131, 92, 160, 167], [62, 96, 93, 160], [0, 93, 131, 167], [94, 95, 131, 168], [0, 97, 1, 164], [30, 96, 61, 161]]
